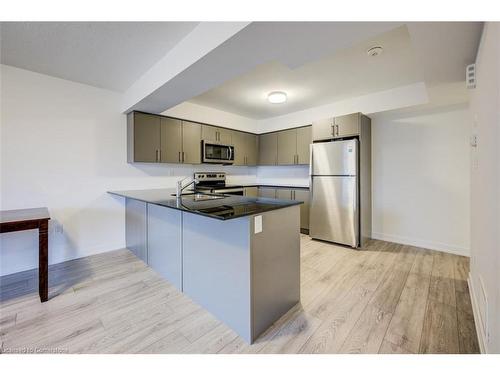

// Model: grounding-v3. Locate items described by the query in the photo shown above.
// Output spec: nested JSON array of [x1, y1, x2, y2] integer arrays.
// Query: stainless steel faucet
[[176, 177, 199, 198]]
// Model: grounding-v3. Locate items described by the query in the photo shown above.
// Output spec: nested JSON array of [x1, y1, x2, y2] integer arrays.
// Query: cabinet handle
[[336, 124, 339, 136], [182, 152, 185, 163], [158, 149, 161, 162], [156, 149, 159, 162], [331, 124, 335, 136], [178, 151, 181, 162]]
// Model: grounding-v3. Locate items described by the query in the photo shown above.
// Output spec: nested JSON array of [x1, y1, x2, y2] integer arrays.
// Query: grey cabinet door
[[201, 125, 218, 142], [125, 198, 148, 262], [245, 133, 258, 166], [312, 118, 334, 141], [231, 131, 246, 165], [296, 126, 312, 164], [276, 188, 292, 200], [334, 113, 360, 138], [294, 189, 310, 230], [244, 187, 258, 197], [147, 204, 182, 290], [218, 128, 232, 144], [277, 129, 297, 165], [160, 117, 182, 163], [134, 112, 161, 162], [182, 121, 202, 164], [202, 125, 232, 143], [258, 187, 276, 199], [259, 133, 278, 165]]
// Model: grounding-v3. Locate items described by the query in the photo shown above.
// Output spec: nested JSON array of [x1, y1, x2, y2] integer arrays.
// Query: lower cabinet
[[258, 187, 277, 199], [294, 190, 310, 231], [257, 187, 310, 231], [244, 187, 259, 197], [147, 203, 182, 290]]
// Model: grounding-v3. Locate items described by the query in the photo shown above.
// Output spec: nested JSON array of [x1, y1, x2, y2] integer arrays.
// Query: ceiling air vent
[[466, 63, 476, 89]]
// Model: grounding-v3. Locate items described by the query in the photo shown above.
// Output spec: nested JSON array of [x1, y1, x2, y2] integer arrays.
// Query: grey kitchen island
[[108, 189, 302, 344]]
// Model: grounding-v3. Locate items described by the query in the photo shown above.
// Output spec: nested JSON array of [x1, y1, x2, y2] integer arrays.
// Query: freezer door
[[309, 176, 358, 247], [311, 139, 358, 176]]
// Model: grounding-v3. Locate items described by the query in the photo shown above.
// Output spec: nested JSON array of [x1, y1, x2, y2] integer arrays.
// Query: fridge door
[[311, 139, 358, 176], [309, 176, 358, 247]]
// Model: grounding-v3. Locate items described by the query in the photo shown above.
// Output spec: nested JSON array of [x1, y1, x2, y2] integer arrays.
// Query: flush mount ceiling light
[[267, 91, 287, 104], [367, 46, 383, 57]]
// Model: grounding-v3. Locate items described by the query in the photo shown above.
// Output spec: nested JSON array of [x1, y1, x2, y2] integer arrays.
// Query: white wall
[[468, 22, 500, 353], [256, 165, 309, 187], [162, 101, 257, 133], [0, 65, 256, 276], [371, 104, 471, 255]]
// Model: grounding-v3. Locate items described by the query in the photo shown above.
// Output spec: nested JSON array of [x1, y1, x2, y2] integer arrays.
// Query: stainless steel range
[[194, 172, 245, 195]]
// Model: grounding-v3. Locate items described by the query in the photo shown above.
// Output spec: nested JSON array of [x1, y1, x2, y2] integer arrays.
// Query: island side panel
[[147, 203, 182, 291], [182, 212, 252, 343], [125, 198, 148, 263], [251, 205, 301, 340]]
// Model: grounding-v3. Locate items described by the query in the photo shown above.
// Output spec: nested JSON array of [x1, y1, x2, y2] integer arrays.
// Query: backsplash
[[255, 165, 310, 187]]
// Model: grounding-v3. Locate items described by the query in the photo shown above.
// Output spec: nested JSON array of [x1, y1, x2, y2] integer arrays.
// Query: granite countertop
[[108, 188, 303, 221]]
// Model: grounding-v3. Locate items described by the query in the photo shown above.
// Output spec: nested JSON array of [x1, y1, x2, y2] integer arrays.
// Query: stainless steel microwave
[[202, 140, 235, 164]]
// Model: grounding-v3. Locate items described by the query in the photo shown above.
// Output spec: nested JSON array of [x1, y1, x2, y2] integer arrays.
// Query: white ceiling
[[189, 26, 423, 119], [0, 22, 482, 116], [0, 22, 198, 91]]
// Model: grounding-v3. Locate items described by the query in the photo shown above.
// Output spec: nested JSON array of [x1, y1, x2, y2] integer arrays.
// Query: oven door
[[213, 188, 244, 196], [202, 141, 234, 164]]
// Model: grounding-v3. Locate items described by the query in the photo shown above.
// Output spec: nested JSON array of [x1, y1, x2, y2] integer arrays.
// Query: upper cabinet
[[259, 132, 278, 165], [201, 125, 232, 144], [334, 114, 361, 138], [181, 121, 202, 164], [128, 112, 161, 163], [127, 110, 312, 167], [232, 131, 258, 166], [128, 112, 201, 164], [276, 126, 312, 165], [312, 113, 361, 141], [277, 129, 297, 165], [296, 126, 312, 164], [259, 126, 312, 166], [160, 117, 182, 163]]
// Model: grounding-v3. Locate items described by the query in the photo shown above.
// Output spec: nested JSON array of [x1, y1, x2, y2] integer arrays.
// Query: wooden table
[[0, 207, 50, 302]]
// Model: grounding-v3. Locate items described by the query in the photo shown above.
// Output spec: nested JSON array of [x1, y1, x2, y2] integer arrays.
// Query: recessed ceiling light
[[367, 46, 383, 57], [267, 91, 287, 104]]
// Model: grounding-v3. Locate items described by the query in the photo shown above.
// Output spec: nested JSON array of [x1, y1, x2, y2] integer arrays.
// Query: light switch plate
[[254, 215, 262, 234]]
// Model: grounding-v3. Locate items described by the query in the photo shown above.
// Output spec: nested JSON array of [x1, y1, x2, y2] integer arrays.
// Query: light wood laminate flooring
[[0, 235, 479, 354]]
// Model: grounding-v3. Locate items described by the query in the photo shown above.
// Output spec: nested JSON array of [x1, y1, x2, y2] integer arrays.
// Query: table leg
[[39, 220, 49, 302]]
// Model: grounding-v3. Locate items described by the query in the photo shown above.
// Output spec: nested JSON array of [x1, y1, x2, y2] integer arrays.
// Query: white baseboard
[[468, 274, 488, 353], [371, 231, 470, 256]]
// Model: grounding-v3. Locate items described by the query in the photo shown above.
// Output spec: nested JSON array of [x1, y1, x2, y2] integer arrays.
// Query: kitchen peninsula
[[108, 188, 301, 343]]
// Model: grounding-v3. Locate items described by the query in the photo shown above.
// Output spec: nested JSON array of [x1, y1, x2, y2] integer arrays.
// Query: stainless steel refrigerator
[[309, 139, 361, 247]]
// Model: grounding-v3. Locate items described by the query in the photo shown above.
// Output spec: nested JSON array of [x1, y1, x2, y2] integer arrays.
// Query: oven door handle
[[214, 188, 244, 195], [228, 146, 233, 161]]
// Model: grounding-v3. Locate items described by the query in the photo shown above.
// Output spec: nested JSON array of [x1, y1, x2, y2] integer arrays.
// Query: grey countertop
[[108, 188, 302, 220]]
